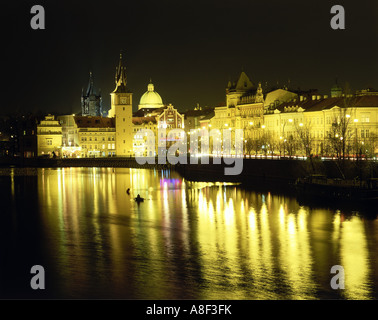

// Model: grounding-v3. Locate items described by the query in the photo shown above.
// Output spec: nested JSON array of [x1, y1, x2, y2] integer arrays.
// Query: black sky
[[1, 0, 377, 115]]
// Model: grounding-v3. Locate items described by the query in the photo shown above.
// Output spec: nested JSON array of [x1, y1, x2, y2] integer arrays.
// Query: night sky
[[1, 0, 377, 115]]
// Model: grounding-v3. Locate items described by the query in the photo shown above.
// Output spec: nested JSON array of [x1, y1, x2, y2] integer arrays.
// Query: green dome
[[139, 83, 163, 107]]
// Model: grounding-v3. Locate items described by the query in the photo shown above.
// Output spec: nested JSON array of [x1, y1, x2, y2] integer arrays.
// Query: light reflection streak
[[29, 168, 376, 299], [340, 216, 370, 299], [277, 205, 315, 299]]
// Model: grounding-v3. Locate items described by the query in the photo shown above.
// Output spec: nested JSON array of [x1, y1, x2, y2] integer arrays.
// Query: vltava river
[[0, 167, 377, 299]]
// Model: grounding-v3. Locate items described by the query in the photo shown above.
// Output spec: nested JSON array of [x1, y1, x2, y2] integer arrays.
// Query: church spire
[[82, 71, 102, 116], [113, 52, 129, 93], [86, 71, 95, 96]]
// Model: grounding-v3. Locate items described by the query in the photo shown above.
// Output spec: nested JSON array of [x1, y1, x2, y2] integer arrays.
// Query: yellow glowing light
[[340, 216, 370, 299]]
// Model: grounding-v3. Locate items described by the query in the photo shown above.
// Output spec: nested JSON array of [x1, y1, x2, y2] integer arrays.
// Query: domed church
[[138, 80, 164, 110]]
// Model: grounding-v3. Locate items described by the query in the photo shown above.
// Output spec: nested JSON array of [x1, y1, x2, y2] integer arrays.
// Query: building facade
[[75, 116, 116, 157], [37, 115, 62, 156], [58, 115, 81, 157], [108, 54, 133, 156], [263, 93, 378, 157]]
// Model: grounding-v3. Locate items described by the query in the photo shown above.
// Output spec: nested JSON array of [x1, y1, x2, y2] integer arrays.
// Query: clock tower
[[109, 53, 133, 156]]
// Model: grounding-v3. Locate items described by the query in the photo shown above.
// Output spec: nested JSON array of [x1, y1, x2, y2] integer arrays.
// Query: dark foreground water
[[0, 167, 377, 299]]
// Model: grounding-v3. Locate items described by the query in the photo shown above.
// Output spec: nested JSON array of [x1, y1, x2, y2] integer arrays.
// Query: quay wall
[[0, 156, 376, 188]]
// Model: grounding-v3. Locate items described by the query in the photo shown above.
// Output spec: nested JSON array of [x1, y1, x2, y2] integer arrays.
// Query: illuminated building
[[210, 72, 294, 137], [81, 72, 103, 116], [263, 91, 378, 156], [58, 115, 80, 157], [37, 114, 62, 156], [132, 117, 158, 157], [183, 106, 214, 133], [132, 103, 184, 156], [108, 53, 133, 156], [74, 116, 115, 157]]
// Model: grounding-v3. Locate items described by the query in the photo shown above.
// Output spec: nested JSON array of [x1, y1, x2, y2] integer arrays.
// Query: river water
[[0, 167, 377, 299]]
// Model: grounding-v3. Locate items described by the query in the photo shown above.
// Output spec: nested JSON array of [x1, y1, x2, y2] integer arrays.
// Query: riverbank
[[1, 156, 377, 189], [0, 156, 171, 169], [176, 157, 378, 187]]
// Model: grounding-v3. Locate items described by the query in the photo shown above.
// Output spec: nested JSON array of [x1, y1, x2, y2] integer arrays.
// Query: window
[[46, 139, 52, 145], [361, 114, 370, 123]]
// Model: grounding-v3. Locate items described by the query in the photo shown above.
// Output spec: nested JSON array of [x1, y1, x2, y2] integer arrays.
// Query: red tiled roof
[[132, 116, 157, 125], [74, 116, 115, 128]]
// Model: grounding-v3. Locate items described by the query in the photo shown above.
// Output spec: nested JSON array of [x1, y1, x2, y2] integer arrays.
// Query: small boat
[[134, 196, 144, 202]]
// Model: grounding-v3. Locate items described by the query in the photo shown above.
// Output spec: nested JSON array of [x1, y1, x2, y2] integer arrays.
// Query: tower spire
[[86, 71, 95, 96], [113, 52, 129, 93]]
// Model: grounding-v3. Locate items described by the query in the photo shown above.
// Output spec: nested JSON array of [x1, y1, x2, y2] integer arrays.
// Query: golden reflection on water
[[35, 168, 377, 299], [334, 212, 371, 299]]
